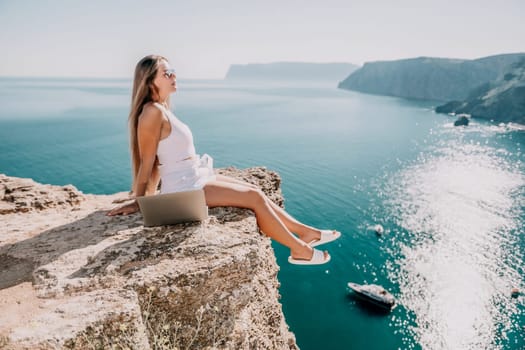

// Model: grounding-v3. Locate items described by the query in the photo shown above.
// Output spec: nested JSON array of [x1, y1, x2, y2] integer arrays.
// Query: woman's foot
[[289, 245, 330, 265], [290, 244, 329, 261], [299, 229, 341, 247]]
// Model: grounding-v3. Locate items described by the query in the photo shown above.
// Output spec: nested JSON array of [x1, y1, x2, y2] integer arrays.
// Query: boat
[[347, 282, 396, 310]]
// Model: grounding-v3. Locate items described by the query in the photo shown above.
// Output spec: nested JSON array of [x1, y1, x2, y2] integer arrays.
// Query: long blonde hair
[[129, 54, 169, 194]]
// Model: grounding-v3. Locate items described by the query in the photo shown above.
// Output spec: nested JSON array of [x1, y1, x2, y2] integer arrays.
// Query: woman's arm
[[132, 104, 163, 196], [107, 105, 163, 216], [146, 159, 161, 195]]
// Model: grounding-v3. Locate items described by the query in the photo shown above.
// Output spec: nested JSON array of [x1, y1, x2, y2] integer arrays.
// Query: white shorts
[[159, 154, 216, 194]]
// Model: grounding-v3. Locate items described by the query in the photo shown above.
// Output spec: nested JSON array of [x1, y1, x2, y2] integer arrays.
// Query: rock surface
[[0, 168, 298, 350], [436, 59, 525, 125], [453, 115, 470, 126]]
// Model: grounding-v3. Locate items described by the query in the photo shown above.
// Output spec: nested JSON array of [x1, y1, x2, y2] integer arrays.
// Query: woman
[[107, 54, 340, 265]]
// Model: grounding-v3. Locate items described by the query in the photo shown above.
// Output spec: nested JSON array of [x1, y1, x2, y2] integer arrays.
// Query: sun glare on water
[[383, 125, 524, 349]]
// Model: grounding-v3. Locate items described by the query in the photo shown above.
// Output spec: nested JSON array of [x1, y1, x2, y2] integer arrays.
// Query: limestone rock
[[0, 174, 84, 214], [0, 168, 298, 349], [453, 115, 470, 126]]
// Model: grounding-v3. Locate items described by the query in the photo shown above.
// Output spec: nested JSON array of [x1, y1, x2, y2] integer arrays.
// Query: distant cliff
[[436, 59, 525, 124], [225, 62, 358, 82], [338, 53, 525, 101]]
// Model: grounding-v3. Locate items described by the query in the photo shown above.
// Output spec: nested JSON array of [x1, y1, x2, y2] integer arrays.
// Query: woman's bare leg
[[214, 174, 335, 244], [203, 180, 329, 261]]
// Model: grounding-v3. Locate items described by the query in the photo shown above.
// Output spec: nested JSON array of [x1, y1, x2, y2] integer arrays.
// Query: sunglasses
[[163, 69, 176, 79]]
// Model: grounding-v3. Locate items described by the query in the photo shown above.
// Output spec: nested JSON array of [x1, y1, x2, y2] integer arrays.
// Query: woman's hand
[[106, 201, 140, 216]]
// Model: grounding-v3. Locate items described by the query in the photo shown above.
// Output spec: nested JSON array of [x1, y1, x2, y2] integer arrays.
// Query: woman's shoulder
[[142, 102, 163, 114], [139, 103, 164, 125]]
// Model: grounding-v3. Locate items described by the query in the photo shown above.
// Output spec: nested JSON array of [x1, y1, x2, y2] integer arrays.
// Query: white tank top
[[153, 102, 196, 165], [151, 103, 215, 193]]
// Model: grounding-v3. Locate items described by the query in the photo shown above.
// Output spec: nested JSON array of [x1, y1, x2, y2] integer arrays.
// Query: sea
[[0, 77, 524, 350]]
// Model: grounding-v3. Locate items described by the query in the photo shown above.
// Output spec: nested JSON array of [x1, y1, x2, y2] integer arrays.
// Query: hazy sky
[[1, 0, 524, 79]]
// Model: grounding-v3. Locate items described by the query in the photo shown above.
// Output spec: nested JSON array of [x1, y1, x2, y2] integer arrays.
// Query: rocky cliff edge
[[0, 168, 297, 350]]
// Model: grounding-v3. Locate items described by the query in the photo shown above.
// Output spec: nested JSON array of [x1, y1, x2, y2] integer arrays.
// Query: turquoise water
[[1, 77, 524, 349]]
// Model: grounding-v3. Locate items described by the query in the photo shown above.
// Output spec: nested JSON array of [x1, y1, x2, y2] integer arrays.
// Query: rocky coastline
[[435, 59, 525, 125]]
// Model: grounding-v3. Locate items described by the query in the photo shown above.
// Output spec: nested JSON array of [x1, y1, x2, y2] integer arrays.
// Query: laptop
[[136, 189, 208, 227]]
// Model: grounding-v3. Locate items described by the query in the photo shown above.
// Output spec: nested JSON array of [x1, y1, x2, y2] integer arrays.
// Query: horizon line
[[0, 75, 226, 81], [2, 52, 524, 80]]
